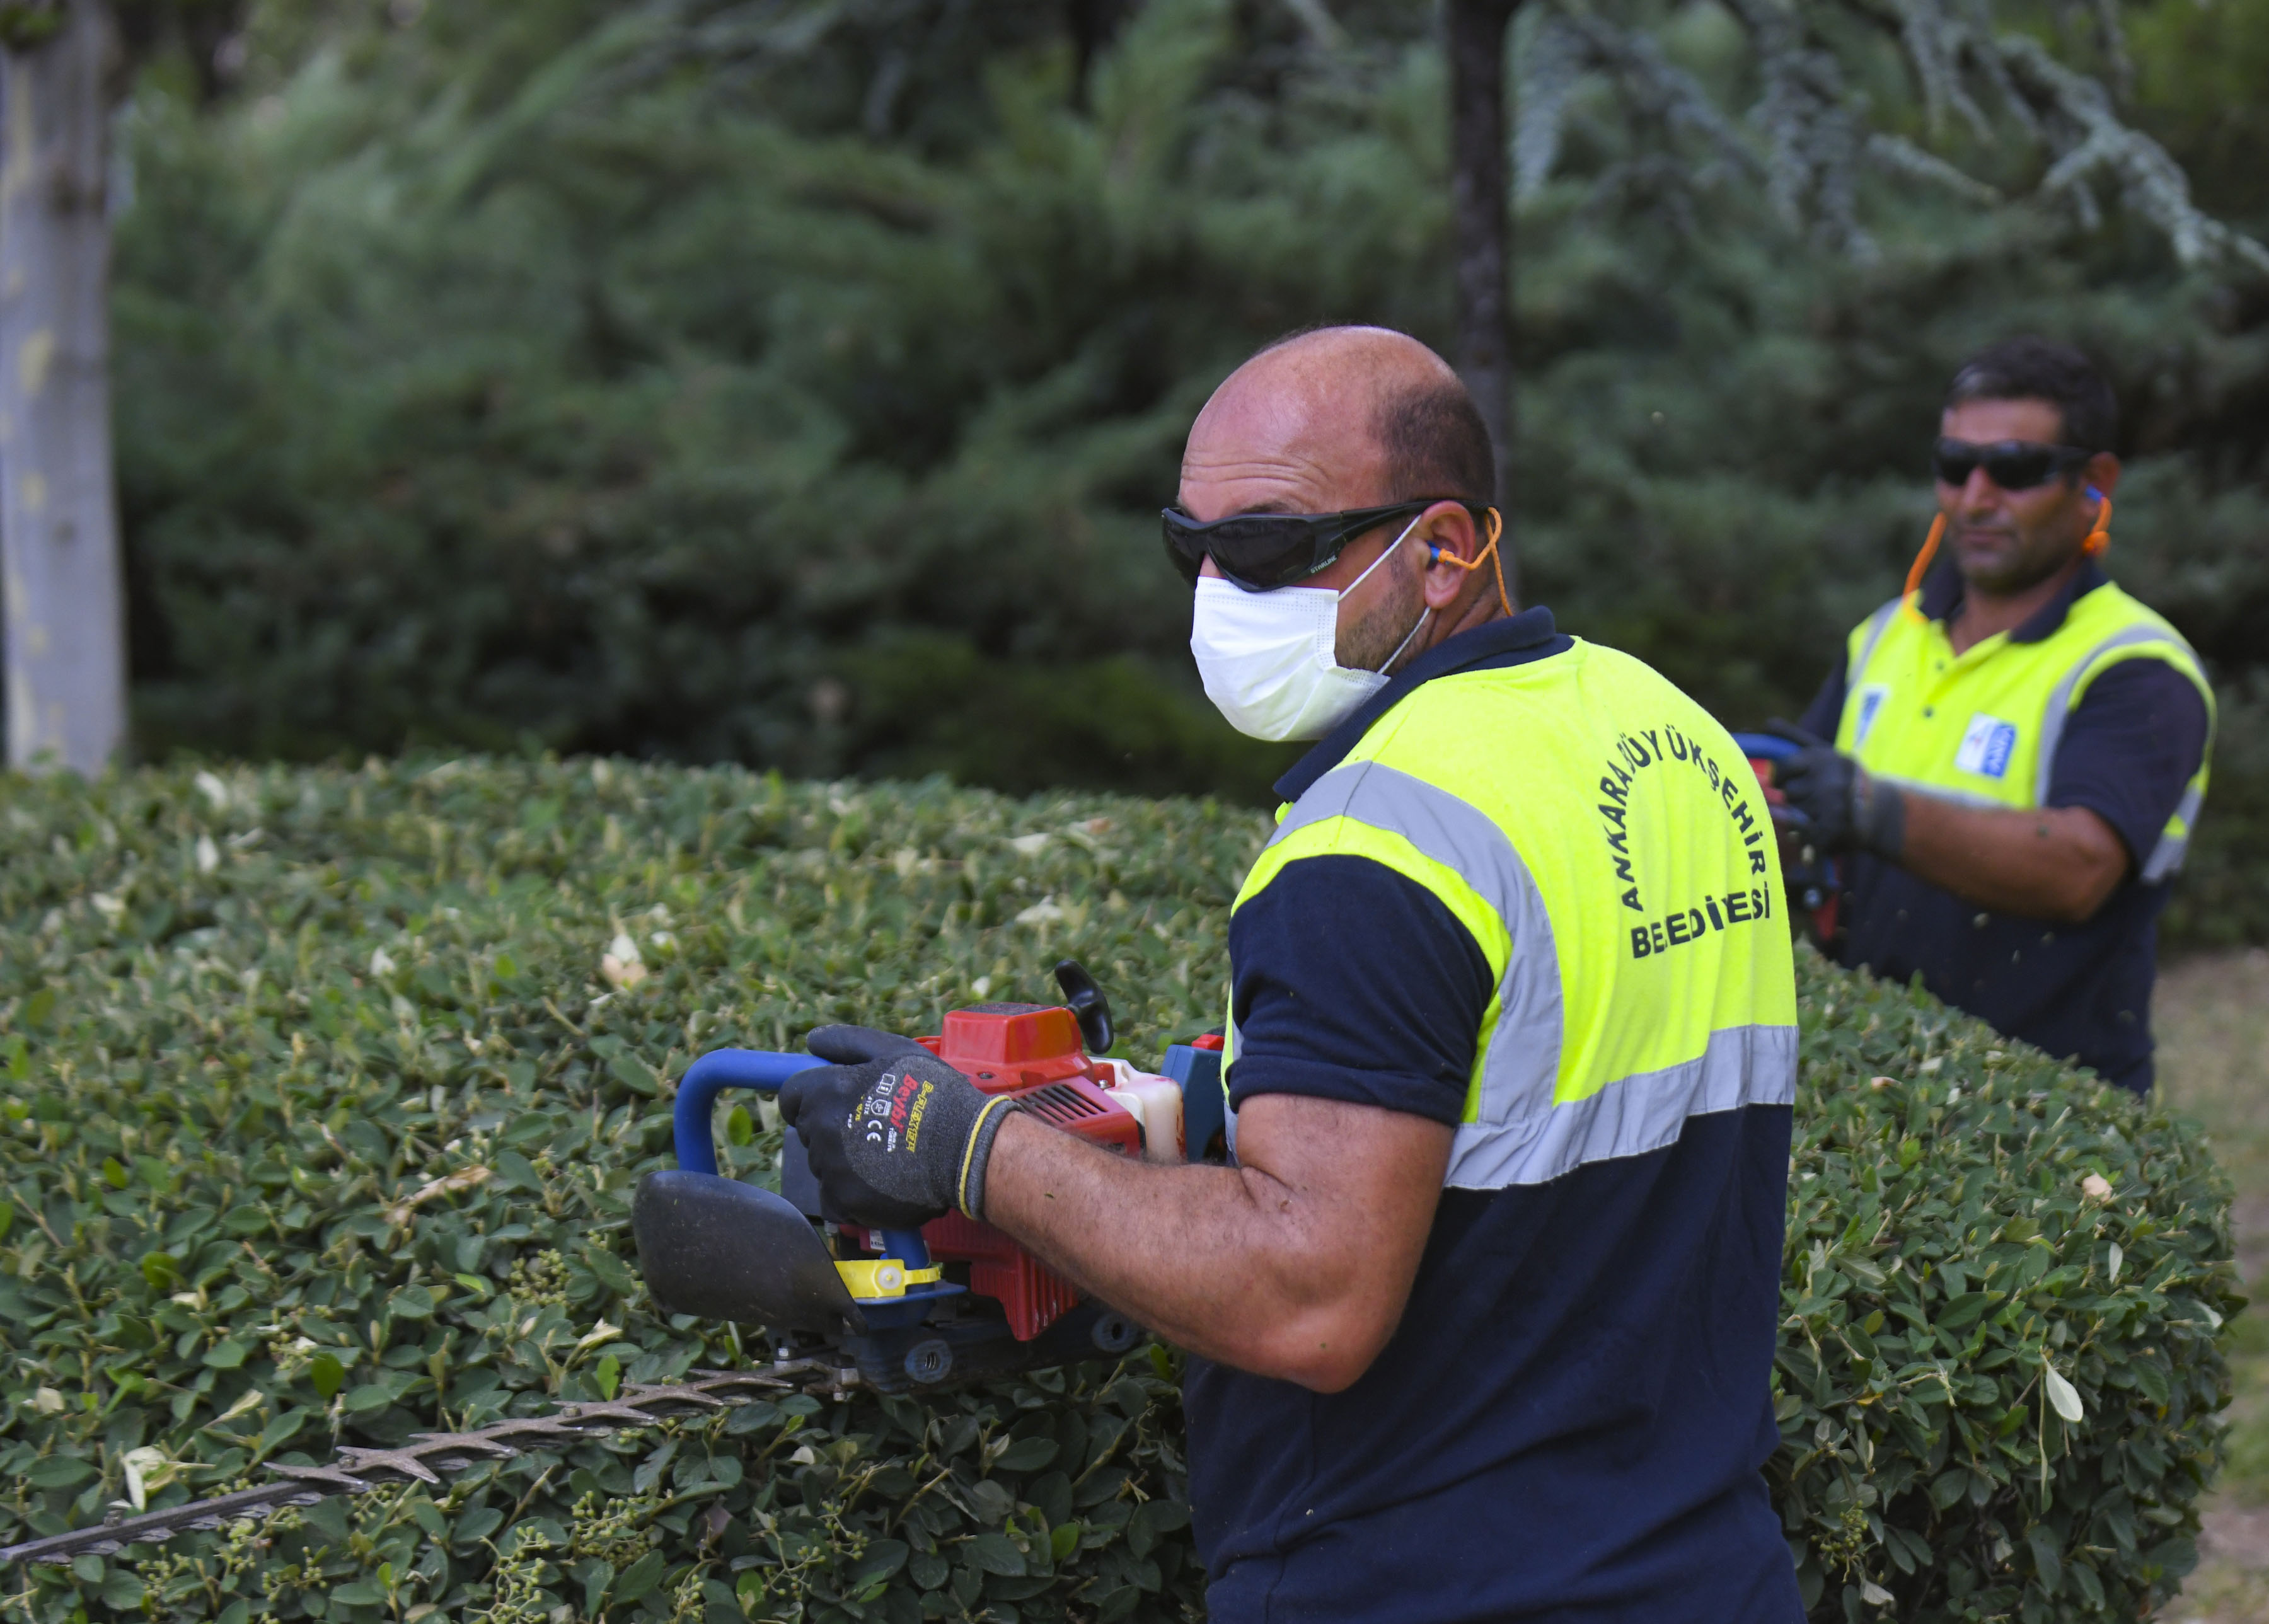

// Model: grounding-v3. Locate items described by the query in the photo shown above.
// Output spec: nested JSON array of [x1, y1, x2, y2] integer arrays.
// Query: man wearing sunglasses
[[1774, 337, 2214, 1093], [782, 326, 1804, 1621]]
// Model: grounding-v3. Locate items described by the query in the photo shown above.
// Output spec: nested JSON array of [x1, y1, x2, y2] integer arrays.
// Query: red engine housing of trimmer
[[848, 1003, 1140, 1342]]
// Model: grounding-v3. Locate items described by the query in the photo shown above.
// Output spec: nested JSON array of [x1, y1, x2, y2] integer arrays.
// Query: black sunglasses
[[1932, 437, 2095, 492], [1162, 498, 1491, 592]]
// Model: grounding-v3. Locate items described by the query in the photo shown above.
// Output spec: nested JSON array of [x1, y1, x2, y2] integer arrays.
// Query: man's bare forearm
[[981, 1117, 1339, 1374], [1894, 796, 2127, 922], [979, 1097, 1451, 1391]]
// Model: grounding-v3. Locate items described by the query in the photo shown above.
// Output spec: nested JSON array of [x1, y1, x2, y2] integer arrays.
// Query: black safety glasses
[[1931, 437, 2095, 492], [1162, 498, 1489, 591]]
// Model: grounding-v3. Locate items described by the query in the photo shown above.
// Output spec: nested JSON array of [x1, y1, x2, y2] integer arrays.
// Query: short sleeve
[[1225, 855, 1495, 1126], [2043, 659, 2212, 872]]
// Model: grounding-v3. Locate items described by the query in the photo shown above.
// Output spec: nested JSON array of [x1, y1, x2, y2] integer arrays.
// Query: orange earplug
[[1429, 508, 1513, 617]]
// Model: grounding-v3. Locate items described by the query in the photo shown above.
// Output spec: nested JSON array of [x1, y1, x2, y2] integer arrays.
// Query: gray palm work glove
[[775, 1025, 1020, 1228], [1767, 720, 1905, 859]]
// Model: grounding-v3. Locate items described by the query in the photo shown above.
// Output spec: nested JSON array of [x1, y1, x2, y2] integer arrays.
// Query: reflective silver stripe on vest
[[1269, 763, 1794, 1187], [1849, 598, 1903, 687], [2032, 625, 2203, 803], [1447, 1022, 1796, 1190], [1270, 763, 1566, 1128], [2141, 780, 2204, 885], [2031, 623, 2207, 883]]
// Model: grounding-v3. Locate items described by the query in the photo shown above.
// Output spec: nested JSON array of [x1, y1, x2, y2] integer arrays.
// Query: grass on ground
[[2156, 948, 2269, 1623]]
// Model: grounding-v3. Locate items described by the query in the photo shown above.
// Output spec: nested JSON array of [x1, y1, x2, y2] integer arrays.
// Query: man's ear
[[2085, 452, 2122, 500], [1417, 503, 1482, 609]]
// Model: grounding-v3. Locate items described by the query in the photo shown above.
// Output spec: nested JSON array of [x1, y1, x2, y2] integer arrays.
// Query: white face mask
[[1189, 514, 1431, 742]]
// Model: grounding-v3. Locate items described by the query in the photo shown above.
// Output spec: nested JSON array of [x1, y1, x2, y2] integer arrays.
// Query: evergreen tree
[[93, 0, 2269, 938]]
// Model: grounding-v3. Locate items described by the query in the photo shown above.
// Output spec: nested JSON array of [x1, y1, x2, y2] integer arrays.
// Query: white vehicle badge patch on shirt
[[1954, 713, 2020, 780], [1854, 684, 1890, 748]]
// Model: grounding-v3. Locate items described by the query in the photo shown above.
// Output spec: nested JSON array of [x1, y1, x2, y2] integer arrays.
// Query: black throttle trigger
[[1052, 959, 1114, 1055]]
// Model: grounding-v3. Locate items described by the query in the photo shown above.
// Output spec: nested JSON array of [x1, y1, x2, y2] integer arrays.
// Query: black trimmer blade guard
[[836, 1297, 1148, 1392], [633, 1170, 866, 1336]]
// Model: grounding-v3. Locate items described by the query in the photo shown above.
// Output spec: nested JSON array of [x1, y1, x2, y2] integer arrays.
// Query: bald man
[[782, 328, 1804, 1621]]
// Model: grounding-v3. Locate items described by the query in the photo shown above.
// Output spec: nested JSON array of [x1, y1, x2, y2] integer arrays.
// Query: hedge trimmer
[[3, 962, 1222, 1569], [635, 960, 1221, 1393], [0, 1366, 846, 1567]]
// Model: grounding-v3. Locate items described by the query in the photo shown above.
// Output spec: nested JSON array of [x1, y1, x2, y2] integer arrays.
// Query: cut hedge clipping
[[0, 759, 2240, 1624]]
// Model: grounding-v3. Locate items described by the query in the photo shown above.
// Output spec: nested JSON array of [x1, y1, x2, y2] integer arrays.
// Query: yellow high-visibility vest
[[1223, 638, 1797, 1183], [1835, 580, 2214, 882]]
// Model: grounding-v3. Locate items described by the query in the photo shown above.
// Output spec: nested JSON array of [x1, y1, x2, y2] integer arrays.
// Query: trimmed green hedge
[[0, 760, 2240, 1623], [1775, 965, 2236, 1620]]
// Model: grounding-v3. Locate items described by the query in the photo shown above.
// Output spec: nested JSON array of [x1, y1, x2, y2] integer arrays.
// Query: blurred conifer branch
[[565, 0, 2266, 279], [78, 0, 2269, 942], [1505, 0, 2269, 273]]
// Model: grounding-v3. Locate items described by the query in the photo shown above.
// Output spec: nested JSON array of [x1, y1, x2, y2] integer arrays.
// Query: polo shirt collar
[[1274, 606, 1566, 802], [1917, 553, 2109, 645]]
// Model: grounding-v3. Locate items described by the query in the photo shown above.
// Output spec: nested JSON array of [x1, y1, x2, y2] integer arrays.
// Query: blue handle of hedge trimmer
[[1732, 730, 1800, 762], [671, 1047, 931, 1270]]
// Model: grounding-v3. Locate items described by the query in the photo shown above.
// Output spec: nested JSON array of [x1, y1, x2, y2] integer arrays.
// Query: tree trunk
[[1447, 0, 1520, 597], [1, 0, 124, 777], [1065, 0, 1134, 111]]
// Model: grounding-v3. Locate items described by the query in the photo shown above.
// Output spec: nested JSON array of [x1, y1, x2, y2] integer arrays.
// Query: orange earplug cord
[[1431, 507, 1513, 617], [1902, 492, 2111, 604]]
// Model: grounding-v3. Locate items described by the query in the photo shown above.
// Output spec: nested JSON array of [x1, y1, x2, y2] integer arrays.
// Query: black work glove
[[1766, 720, 1906, 859], [775, 1025, 1020, 1228]]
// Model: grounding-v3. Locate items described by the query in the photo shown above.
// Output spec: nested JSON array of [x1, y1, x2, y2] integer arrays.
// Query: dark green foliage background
[[0, 761, 2241, 1623], [89, 0, 2269, 942]]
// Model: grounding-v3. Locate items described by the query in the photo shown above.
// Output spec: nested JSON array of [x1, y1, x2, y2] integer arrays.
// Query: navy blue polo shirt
[[1797, 558, 2212, 1093], [1184, 611, 1801, 1624]]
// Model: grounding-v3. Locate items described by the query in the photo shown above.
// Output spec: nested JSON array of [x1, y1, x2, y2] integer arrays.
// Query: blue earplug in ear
[[2087, 485, 2104, 502], [1428, 544, 1443, 565]]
